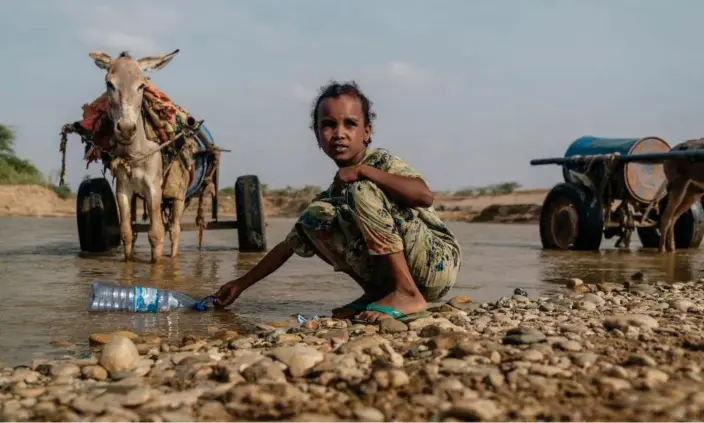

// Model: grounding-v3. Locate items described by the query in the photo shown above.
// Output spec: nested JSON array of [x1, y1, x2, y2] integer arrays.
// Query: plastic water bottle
[[88, 281, 213, 313]]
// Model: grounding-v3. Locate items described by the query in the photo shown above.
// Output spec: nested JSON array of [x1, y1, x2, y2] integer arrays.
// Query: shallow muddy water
[[1, 216, 701, 366]]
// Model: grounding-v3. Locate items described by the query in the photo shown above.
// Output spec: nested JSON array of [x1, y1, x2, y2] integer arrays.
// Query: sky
[[2, 0, 704, 193]]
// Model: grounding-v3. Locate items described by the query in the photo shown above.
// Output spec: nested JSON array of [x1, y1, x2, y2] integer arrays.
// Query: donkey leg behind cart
[[643, 138, 704, 252], [530, 136, 704, 251], [59, 50, 266, 261]]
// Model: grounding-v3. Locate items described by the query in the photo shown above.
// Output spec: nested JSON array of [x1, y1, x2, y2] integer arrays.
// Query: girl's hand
[[213, 280, 244, 307], [335, 164, 366, 187]]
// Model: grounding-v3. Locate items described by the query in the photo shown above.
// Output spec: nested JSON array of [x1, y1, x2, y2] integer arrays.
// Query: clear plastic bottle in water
[[88, 281, 202, 312]]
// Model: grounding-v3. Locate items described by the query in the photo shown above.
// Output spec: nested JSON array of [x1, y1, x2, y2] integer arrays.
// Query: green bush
[[453, 182, 522, 197], [0, 124, 74, 197]]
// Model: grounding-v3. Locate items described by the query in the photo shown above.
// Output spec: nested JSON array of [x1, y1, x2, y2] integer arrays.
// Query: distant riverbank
[[0, 184, 548, 224]]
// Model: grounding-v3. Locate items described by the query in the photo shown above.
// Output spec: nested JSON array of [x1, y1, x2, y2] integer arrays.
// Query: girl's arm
[[213, 240, 294, 307], [359, 165, 434, 208]]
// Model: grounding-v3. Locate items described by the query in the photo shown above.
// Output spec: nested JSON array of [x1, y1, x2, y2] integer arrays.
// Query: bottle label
[[135, 287, 159, 312]]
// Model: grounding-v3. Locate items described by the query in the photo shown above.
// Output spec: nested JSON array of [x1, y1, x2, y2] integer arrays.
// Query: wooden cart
[[530, 136, 704, 251], [72, 122, 267, 255]]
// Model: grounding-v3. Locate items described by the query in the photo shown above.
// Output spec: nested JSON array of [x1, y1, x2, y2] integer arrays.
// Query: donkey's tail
[[641, 180, 668, 224]]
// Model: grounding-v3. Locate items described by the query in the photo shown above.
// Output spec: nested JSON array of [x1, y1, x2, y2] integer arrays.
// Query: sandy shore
[[2, 278, 704, 421], [0, 185, 548, 224]]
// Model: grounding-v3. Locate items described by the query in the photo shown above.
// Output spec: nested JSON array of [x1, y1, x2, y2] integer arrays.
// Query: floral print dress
[[284, 148, 462, 301]]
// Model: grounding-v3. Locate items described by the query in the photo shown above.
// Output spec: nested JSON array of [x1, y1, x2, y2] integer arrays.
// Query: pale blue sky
[[2, 0, 704, 192]]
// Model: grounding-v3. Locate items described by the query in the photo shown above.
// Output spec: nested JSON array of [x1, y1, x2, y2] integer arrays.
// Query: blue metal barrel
[[562, 136, 670, 203]]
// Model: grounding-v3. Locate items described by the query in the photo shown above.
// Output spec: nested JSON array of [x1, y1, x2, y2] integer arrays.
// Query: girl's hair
[[310, 81, 377, 145]]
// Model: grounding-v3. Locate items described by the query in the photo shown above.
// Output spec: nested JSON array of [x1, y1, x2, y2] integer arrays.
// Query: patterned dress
[[284, 148, 462, 301]]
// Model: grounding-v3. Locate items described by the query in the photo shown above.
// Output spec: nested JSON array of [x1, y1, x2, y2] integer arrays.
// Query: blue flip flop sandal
[[351, 302, 430, 324]]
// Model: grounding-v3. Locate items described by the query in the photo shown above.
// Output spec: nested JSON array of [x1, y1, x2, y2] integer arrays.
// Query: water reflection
[[235, 252, 267, 278], [538, 249, 697, 285]]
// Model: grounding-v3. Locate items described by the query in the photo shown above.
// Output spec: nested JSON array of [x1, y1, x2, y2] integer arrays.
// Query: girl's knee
[[346, 180, 386, 210], [299, 201, 338, 228]]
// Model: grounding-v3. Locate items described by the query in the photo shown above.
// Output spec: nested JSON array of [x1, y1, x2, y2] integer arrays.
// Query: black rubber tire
[[539, 182, 604, 251], [76, 178, 121, 253], [235, 175, 267, 252], [638, 199, 704, 249]]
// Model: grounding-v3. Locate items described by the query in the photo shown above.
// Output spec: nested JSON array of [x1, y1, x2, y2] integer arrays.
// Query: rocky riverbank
[[3, 278, 704, 422]]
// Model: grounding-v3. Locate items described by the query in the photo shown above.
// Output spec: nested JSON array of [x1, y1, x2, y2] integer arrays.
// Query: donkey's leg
[[145, 184, 165, 263], [170, 199, 185, 258], [659, 178, 688, 253], [667, 185, 703, 252], [115, 180, 135, 262]]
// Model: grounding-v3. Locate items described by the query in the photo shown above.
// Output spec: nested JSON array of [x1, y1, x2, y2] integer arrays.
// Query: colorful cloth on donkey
[[284, 147, 462, 303], [76, 80, 191, 165]]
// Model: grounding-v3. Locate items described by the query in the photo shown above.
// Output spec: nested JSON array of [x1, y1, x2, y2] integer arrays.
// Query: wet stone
[[379, 318, 408, 334], [625, 354, 657, 367], [51, 363, 80, 378], [503, 327, 546, 345]]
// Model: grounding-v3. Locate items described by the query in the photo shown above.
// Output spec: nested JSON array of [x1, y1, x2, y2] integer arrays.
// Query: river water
[[1, 216, 701, 366]]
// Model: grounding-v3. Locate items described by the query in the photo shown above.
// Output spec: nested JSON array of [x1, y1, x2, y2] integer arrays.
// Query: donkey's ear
[[89, 51, 113, 70], [137, 49, 180, 72]]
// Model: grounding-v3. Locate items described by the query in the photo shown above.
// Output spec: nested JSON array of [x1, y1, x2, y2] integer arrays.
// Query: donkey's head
[[89, 49, 179, 144]]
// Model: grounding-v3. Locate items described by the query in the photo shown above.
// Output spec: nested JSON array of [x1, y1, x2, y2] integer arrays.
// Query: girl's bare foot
[[355, 289, 427, 322]]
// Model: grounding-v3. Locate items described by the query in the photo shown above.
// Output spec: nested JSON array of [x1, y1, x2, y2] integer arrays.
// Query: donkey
[[88, 49, 187, 263], [641, 138, 704, 252]]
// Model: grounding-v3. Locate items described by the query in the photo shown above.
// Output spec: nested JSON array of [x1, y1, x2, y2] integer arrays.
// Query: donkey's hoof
[[124, 255, 136, 262]]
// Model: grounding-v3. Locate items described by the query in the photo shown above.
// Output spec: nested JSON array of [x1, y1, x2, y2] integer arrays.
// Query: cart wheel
[[539, 182, 604, 251], [235, 175, 267, 252], [76, 178, 121, 253], [637, 199, 704, 249]]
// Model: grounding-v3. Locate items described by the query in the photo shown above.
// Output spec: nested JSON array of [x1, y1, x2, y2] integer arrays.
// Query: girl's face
[[315, 94, 371, 167]]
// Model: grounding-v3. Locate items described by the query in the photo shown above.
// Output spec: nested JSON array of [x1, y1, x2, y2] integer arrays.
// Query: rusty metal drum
[[561, 136, 670, 203]]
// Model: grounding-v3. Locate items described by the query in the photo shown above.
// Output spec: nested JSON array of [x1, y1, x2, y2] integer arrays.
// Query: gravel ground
[[2, 278, 704, 422]]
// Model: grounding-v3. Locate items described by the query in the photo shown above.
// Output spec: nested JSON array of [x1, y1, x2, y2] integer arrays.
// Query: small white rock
[[99, 336, 140, 373]]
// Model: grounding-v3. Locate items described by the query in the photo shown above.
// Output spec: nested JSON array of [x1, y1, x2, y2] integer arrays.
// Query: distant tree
[[0, 124, 16, 155]]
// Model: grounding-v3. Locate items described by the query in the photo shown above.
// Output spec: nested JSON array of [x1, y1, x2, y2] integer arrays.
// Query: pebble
[[447, 295, 474, 311], [99, 335, 140, 373], [671, 299, 695, 312], [379, 318, 408, 334], [270, 345, 324, 377], [89, 331, 139, 345], [571, 352, 598, 368], [603, 314, 659, 331], [353, 406, 385, 421], [567, 278, 583, 289], [449, 399, 500, 421], [13, 387, 45, 398], [599, 377, 632, 391], [124, 387, 152, 406], [82, 365, 108, 380], [503, 327, 546, 345], [582, 293, 605, 305], [625, 354, 657, 367], [643, 368, 669, 388], [578, 301, 597, 311], [521, 349, 544, 362], [51, 362, 80, 378], [555, 340, 582, 352]]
